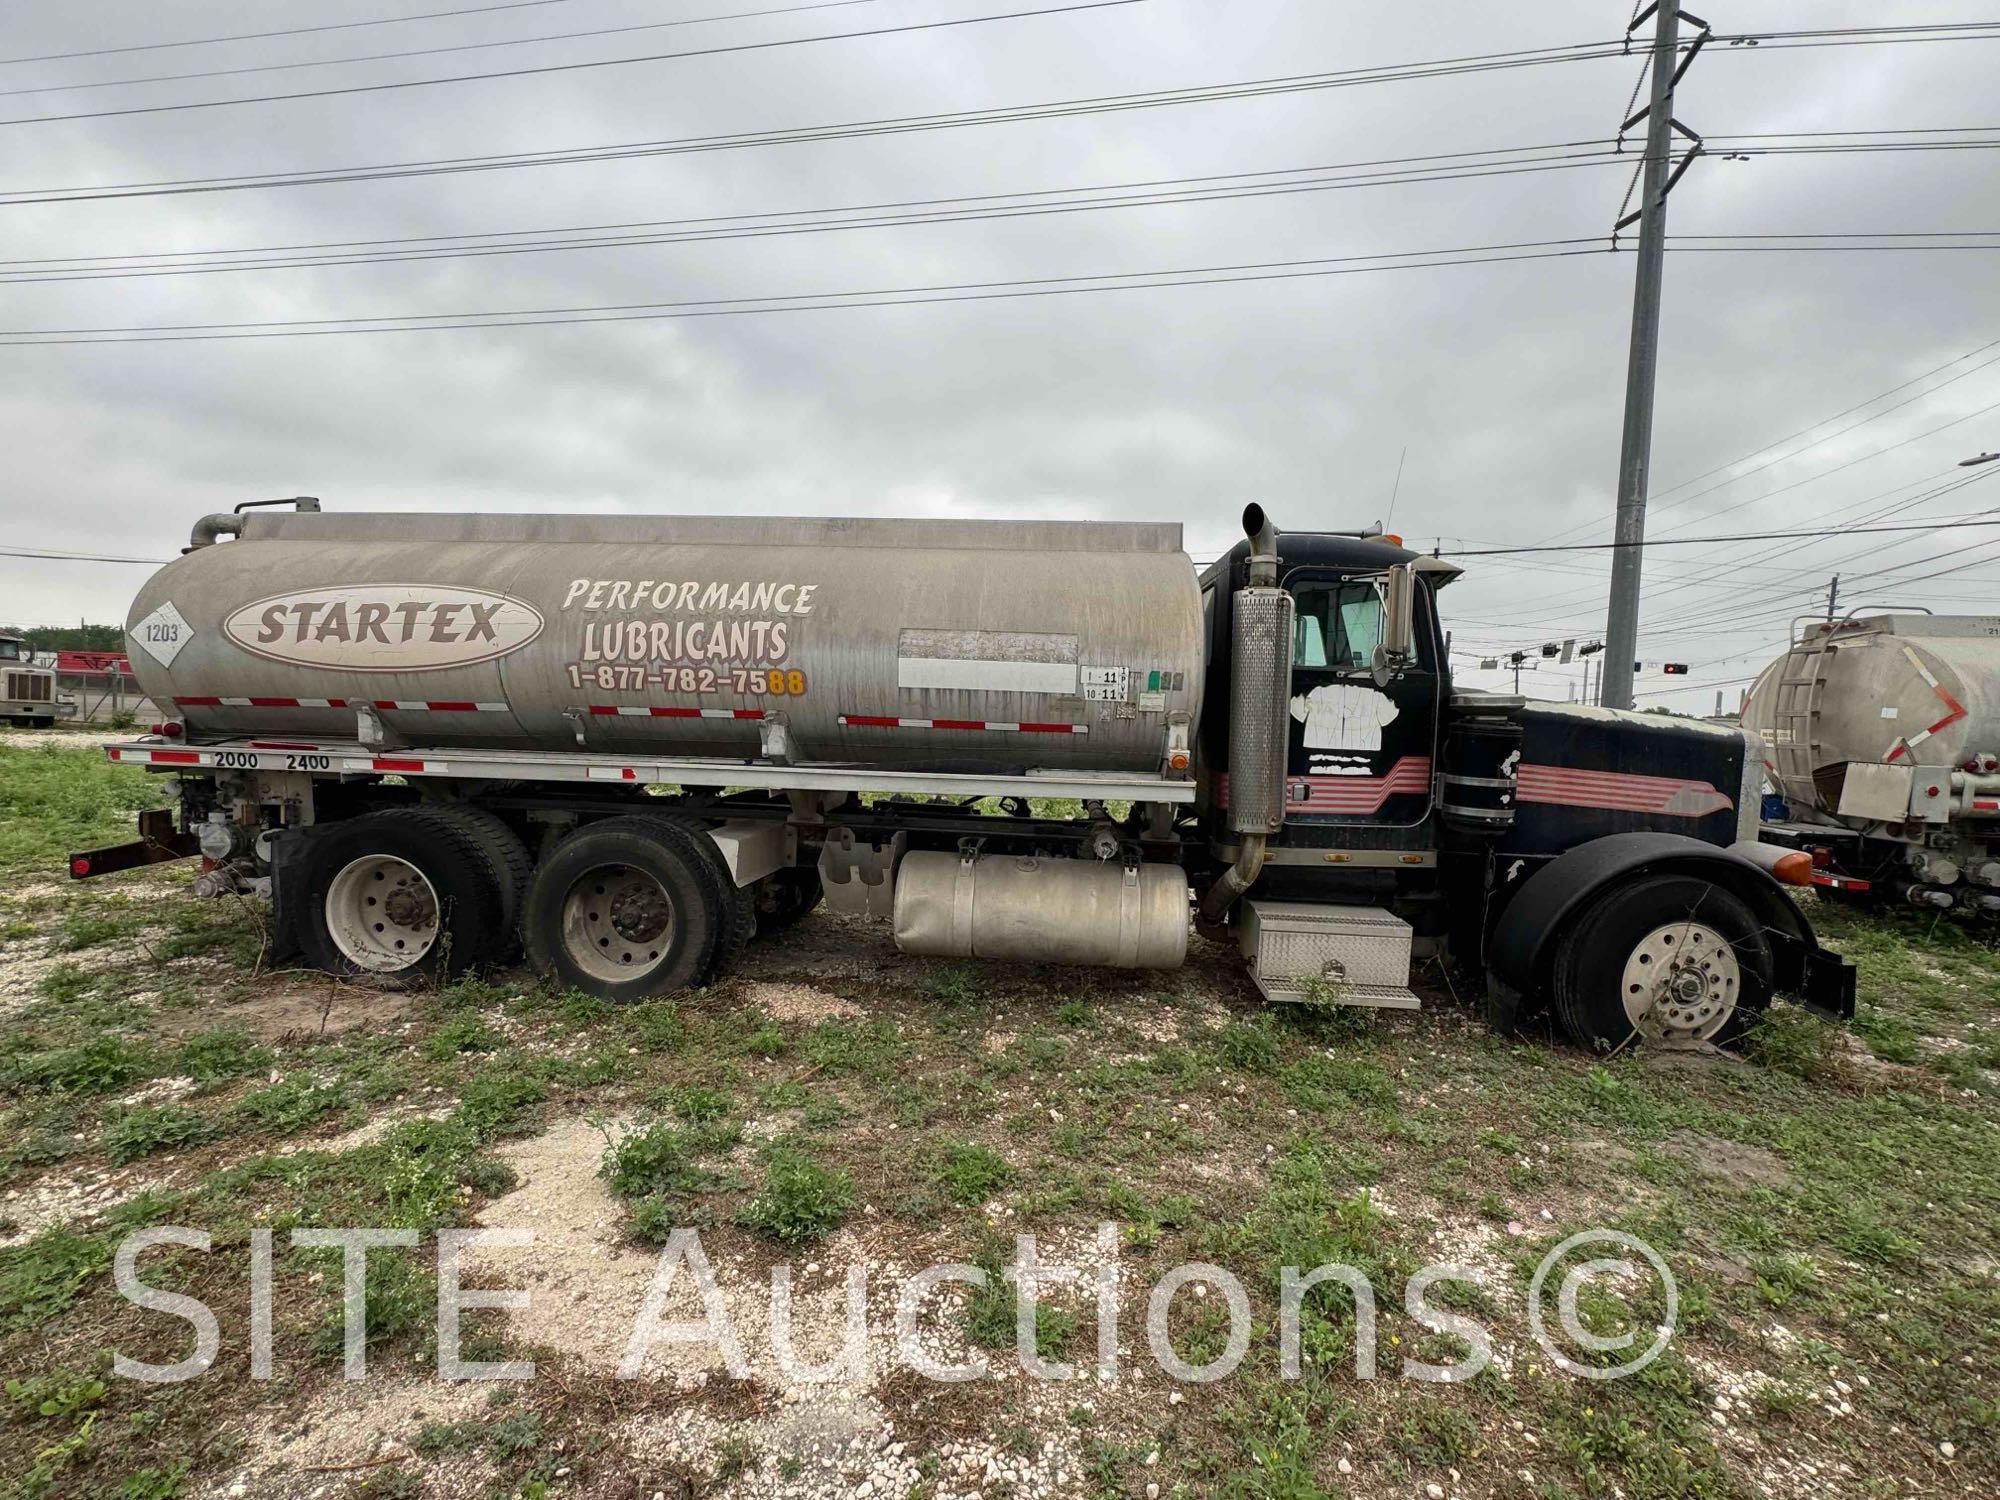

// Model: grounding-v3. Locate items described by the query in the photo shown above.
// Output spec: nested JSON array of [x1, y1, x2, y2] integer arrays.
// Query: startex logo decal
[[222, 585, 544, 673]]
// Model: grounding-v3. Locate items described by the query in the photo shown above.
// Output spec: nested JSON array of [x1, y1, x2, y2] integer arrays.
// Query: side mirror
[[1370, 562, 1418, 684]]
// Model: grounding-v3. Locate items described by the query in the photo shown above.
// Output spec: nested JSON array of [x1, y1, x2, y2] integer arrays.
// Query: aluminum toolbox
[[1237, 900, 1418, 1009]]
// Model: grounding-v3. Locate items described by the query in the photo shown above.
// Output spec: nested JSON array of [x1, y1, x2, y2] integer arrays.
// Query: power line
[[1449, 512, 2000, 558], [20, 154, 2000, 284], [0, 1, 1151, 128], [0, 544, 168, 563], [0, 53, 1645, 206], [0, 147, 1632, 284], [0, 1, 881, 98], [0, 240, 1609, 345], [2, 138, 1617, 265], [0, 0, 593, 66]]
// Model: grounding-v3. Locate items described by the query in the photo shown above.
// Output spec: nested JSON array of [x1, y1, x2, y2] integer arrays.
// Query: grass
[[0, 747, 1996, 1497], [0, 744, 164, 875]]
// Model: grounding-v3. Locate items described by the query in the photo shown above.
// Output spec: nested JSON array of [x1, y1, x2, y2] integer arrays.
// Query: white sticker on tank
[[1880, 706, 1899, 719], [131, 601, 194, 668], [1080, 666, 1130, 702], [896, 628, 1080, 695]]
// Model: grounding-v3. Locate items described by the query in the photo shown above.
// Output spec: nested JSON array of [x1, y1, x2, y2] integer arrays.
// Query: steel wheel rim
[[561, 864, 676, 983], [1619, 920, 1741, 1040], [325, 854, 440, 973]]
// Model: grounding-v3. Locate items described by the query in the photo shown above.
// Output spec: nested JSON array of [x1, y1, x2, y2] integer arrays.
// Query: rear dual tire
[[298, 808, 505, 987], [522, 815, 727, 1003]]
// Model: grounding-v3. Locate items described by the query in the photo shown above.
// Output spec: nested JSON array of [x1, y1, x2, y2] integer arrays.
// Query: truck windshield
[[0, 640, 19, 661], [1292, 582, 1384, 671]]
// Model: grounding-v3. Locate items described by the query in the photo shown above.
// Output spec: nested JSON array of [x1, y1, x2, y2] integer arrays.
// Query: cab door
[[1282, 570, 1437, 829]]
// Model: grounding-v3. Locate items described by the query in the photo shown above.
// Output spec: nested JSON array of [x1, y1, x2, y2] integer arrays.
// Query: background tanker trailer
[[73, 498, 1853, 1049], [1744, 611, 2000, 913]]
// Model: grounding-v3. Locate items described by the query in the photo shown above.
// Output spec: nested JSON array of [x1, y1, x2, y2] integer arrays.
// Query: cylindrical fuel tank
[[892, 850, 1190, 968], [1743, 614, 2000, 813], [125, 511, 1204, 773]]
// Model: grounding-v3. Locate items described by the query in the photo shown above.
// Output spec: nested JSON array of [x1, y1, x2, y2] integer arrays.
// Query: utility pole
[[1600, 0, 1707, 711], [1825, 574, 1840, 622]]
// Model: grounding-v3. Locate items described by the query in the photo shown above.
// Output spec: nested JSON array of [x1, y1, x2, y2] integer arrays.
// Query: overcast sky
[[2, 0, 1996, 713]]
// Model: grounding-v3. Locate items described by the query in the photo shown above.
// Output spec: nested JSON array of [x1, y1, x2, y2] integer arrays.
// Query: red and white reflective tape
[[1811, 870, 1872, 892], [1515, 764, 1733, 818], [1883, 646, 1968, 762], [174, 695, 507, 712], [108, 747, 202, 765], [838, 714, 1087, 735], [585, 705, 764, 720], [344, 757, 447, 774], [1974, 797, 2000, 813], [588, 766, 641, 782]]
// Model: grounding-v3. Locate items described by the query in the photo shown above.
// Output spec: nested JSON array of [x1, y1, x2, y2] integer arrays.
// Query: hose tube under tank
[[1199, 504, 1291, 925]]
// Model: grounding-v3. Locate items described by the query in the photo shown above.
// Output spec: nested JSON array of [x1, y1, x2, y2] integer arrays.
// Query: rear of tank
[[123, 510, 1206, 773], [1743, 615, 2000, 814]]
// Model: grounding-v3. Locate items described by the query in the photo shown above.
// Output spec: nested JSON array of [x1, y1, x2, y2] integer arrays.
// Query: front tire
[[298, 808, 505, 986], [523, 816, 721, 1001], [1551, 874, 1772, 1050]]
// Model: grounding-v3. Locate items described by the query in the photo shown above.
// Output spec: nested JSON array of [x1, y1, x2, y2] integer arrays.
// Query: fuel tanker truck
[[1743, 611, 2000, 914], [73, 498, 1853, 1049]]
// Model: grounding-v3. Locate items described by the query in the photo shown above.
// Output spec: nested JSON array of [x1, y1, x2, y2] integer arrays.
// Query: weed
[[739, 1145, 855, 1243], [714, 1435, 756, 1481], [1746, 1005, 1846, 1083], [1852, 1006, 1921, 1064], [5, 1361, 107, 1419], [800, 1019, 904, 1078], [961, 1228, 1075, 1358], [666, 1084, 732, 1123], [0, 1225, 111, 1331], [101, 1104, 212, 1164], [922, 966, 981, 1005], [931, 1140, 1013, 1206], [7, 1032, 150, 1094], [1749, 1252, 1819, 1308], [734, 1008, 787, 1059], [311, 1248, 430, 1361], [421, 1014, 499, 1061], [236, 1076, 348, 1133], [174, 1026, 270, 1088], [1214, 1018, 1281, 1074], [456, 1066, 547, 1137], [627, 998, 688, 1052]]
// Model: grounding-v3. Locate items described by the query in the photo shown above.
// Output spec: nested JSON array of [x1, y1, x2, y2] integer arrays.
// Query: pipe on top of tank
[[185, 496, 321, 551]]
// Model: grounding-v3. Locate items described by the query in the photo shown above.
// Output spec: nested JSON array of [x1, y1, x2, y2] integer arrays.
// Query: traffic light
[[1663, 663, 1689, 675]]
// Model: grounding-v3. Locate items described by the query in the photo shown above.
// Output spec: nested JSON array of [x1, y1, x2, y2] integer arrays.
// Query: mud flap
[[1769, 931, 1857, 1021]]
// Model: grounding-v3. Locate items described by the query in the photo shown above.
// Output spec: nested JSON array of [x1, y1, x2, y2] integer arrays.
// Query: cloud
[[1, 0, 1996, 712]]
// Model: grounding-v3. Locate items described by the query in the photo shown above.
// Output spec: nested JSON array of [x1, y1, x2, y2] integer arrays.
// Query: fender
[[1488, 832, 1855, 1023]]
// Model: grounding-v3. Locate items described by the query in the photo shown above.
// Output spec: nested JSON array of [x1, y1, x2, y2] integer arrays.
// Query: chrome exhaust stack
[[1199, 504, 1293, 925]]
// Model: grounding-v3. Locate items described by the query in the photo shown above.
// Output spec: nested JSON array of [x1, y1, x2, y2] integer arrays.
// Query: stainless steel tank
[[1743, 613, 2000, 813], [125, 510, 1204, 773]]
